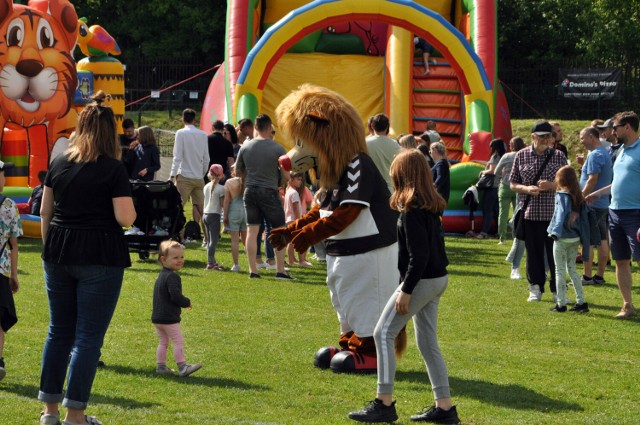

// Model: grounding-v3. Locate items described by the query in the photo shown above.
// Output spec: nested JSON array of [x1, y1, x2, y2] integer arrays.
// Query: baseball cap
[[0, 160, 15, 172], [209, 164, 223, 176], [531, 121, 553, 135], [597, 118, 614, 129]]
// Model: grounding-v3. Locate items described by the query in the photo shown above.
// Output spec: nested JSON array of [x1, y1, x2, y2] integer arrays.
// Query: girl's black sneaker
[[348, 399, 398, 423], [570, 302, 590, 313], [410, 405, 460, 423]]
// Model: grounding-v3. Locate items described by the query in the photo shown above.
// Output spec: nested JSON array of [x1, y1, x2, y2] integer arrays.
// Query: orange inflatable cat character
[[0, 0, 78, 156]]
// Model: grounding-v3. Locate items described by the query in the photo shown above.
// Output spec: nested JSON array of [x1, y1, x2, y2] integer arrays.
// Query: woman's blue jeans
[[38, 261, 124, 410]]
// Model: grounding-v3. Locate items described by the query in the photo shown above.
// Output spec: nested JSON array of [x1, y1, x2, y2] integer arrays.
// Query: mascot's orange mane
[[276, 84, 366, 190], [0, 0, 78, 153]]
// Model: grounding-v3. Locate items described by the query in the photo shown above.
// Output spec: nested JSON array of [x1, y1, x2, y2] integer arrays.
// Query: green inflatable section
[[315, 33, 365, 54], [3, 186, 33, 198], [237, 93, 259, 124], [447, 161, 484, 211]]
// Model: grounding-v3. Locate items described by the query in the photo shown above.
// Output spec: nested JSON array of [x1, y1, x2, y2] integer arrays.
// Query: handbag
[[476, 173, 495, 190], [513, 149, 555, 240], [513, 208, 526, 240]]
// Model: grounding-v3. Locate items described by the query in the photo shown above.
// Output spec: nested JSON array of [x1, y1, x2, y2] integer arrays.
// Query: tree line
[[13, 1, 639, 73]]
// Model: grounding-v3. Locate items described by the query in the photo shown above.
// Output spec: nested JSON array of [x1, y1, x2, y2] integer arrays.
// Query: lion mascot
[[0, 0, 79, 169], [270, 84, 404, 373]]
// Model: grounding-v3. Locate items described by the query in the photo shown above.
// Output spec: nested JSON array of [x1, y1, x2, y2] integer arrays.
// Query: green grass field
[[1, 234, 638, 424]]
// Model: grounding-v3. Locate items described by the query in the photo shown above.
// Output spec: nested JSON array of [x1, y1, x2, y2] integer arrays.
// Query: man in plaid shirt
[[510, 121, 568, 302]]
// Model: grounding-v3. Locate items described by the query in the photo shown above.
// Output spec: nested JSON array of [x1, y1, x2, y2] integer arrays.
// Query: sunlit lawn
[[1, 233, 638, 424]]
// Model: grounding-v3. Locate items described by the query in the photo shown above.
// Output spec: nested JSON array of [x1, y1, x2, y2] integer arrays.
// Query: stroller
[[126, 180, 186, 259]]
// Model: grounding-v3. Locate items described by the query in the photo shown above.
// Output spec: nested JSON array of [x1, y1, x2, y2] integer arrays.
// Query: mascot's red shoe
[[313, 346, 343, 369], [329, 351, 377, 374]]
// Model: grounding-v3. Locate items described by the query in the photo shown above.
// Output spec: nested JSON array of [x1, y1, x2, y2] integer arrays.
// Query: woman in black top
[[349, 149, 460, 424], [38, 92, 136, 425], [476, 138, 507, 239]]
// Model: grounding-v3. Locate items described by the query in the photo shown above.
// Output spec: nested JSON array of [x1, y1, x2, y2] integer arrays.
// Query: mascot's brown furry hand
[[268, 228, 292, 251], [269, 206, 322, 250], [289, 203, 364, 253], [269, 204, 364, 253]]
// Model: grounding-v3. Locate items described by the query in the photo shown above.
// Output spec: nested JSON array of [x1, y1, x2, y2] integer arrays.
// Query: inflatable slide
[[201, 0, 513, 233]]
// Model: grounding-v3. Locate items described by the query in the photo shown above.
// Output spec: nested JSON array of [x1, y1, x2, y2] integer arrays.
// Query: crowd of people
[[473, 116, 638, 320], [0, 95, 638, 424]]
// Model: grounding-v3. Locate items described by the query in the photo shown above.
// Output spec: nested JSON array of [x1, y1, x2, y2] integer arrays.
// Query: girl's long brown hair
[[390, 149, 446, 214], [138, 126, 156, 147], [555, 165, 584, 210], [67, 91, 119, 163]]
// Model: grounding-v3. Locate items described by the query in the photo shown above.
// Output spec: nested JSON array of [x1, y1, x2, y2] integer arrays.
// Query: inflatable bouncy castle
[[201, 0, 512, 233], [0, 0, 123, 237]]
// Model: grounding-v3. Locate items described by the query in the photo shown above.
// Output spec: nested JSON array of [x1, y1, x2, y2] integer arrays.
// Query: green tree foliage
[[498, 0, 640, 70], [579, 0, 640, 69], [498, 0, 591, 69], [73, 0, 226, 64]]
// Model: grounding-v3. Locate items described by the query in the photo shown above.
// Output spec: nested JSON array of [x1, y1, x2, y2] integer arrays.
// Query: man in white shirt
[[169, 109, 210, 226]]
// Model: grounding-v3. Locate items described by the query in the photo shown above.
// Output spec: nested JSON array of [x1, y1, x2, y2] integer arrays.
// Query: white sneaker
[[527, 284, 542, 302], [230, 264, 241, 273], [510, 268, 522, 279], [178, 363, 202, 377], [125, 226, 141, 235], [256, 262, 269, 269]]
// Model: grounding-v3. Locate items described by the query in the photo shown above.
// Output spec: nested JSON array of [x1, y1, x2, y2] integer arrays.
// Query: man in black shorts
[[235, 114, 294, 280]]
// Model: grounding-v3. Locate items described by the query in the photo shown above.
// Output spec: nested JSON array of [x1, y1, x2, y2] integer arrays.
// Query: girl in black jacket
[[349, 149, 460, 424]]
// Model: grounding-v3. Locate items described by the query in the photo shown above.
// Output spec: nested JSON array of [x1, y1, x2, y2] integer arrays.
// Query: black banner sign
[[558, 69, 621, 101]]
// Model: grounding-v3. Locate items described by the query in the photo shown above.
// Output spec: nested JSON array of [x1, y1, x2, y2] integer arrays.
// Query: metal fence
[[123, 58, 218, 112], [122, 59, 640, 121], [154, 129, 177, 157]]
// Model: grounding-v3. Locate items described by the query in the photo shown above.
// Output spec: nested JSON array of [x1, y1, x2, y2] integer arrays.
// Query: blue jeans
[[506, 238, 526, 269], [38, 262, 124, 410], [553, 238, 585, 306]]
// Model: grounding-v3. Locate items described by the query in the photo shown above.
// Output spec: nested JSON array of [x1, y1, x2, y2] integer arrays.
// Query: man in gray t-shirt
[[235, 114, 293, 280]]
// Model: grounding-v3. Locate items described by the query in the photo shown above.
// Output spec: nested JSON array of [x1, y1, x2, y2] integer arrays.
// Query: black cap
[[531, 121, 553, 135], [0, 160, 14, 172]]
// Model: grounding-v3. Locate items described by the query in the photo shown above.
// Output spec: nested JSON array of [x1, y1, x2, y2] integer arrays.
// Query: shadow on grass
[[396, 371, 583, 413], [16, 237, 43, 254], [0, 383, 160, 409], [105, 364, 270, 391]]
